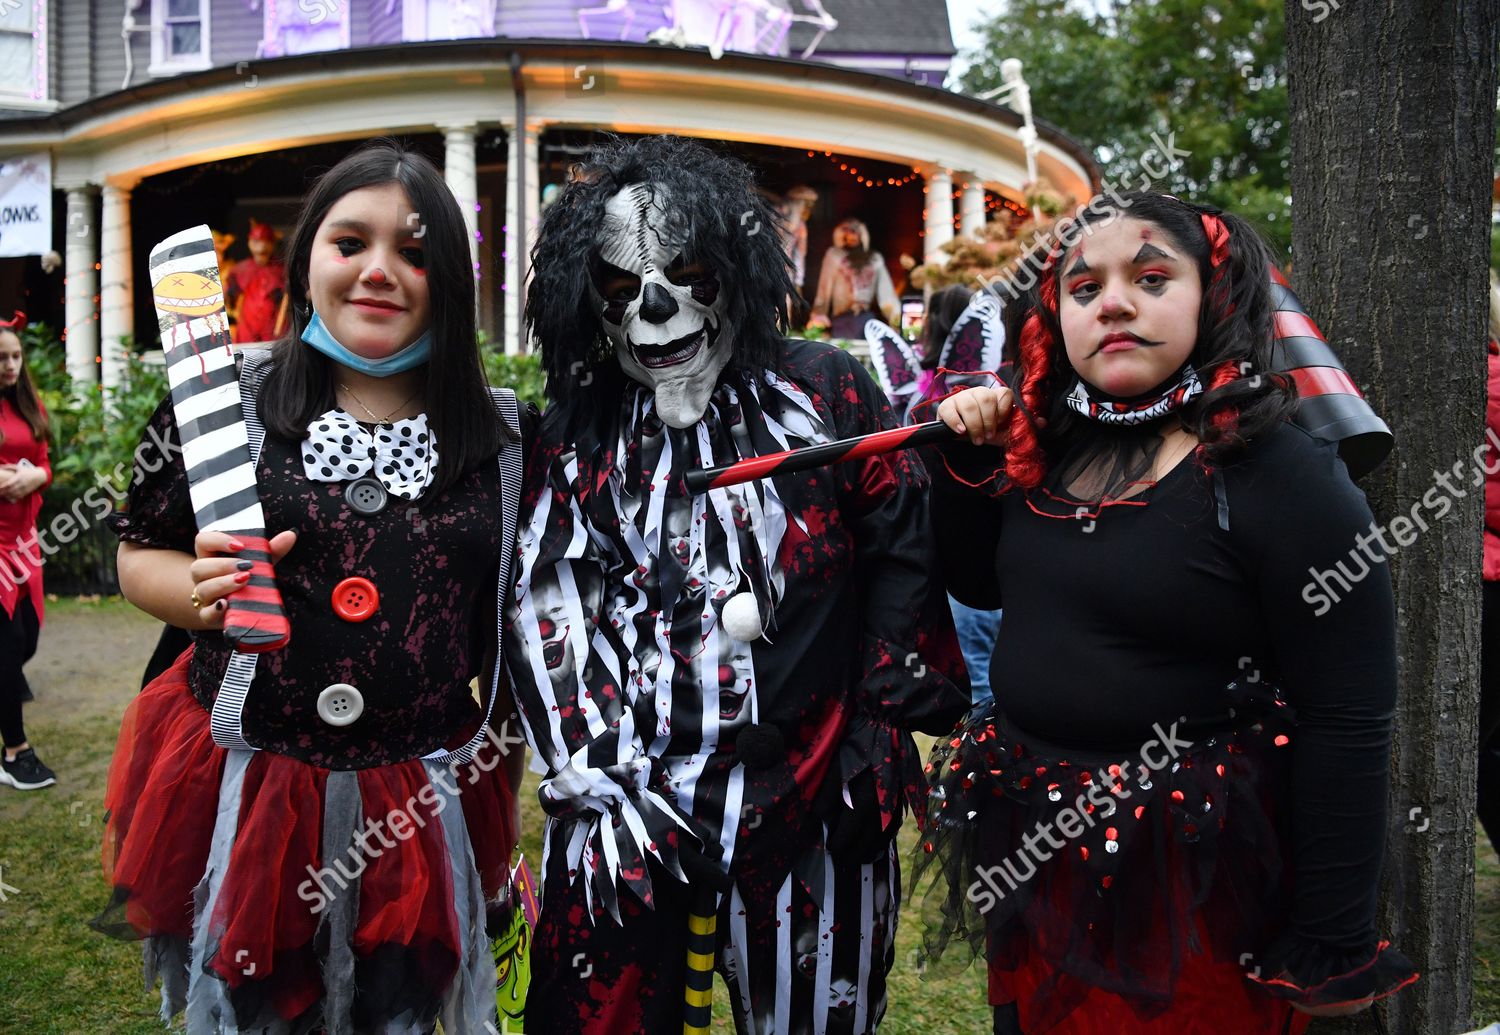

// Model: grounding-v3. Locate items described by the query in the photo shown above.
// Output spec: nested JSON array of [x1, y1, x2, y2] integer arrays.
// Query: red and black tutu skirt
[[92, 650, 516, 1033], [910, 679, 1417, 1034]]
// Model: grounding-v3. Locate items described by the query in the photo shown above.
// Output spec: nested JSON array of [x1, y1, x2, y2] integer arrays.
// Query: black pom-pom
[[735, 723, 785, 771]]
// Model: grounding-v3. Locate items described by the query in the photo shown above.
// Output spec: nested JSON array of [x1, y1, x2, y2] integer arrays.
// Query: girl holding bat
[[96, 142, 528, 1033], [913, 193, 1416, 1033]]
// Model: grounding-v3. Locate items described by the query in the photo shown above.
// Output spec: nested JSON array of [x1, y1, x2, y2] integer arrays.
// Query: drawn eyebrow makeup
[[1065, 256, 1091, 278], [1132, 243, 1174, 263]]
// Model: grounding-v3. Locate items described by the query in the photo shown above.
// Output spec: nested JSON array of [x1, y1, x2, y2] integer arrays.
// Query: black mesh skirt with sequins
[[908, 679, 1418, 1032]]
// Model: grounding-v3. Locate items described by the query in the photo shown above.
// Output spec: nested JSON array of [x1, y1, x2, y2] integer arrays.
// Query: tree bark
[[1285, 2, 1498, 1032]]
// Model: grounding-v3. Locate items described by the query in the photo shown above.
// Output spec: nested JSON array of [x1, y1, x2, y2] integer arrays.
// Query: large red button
[[331, 577, 379, 622]]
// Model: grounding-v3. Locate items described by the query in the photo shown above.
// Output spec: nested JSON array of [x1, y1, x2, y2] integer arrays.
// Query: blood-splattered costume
[[228, 220, 288, 344], [508, 136, 968, 1035]]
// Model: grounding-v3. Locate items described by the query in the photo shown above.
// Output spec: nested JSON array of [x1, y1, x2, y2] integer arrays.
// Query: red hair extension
[[1200, 214, 1235, 322], [1005, 243, 1064, 489], [1200, 214, 1230, 269], [0, 310, 27, 331], [1195, 359, 1242, 469]]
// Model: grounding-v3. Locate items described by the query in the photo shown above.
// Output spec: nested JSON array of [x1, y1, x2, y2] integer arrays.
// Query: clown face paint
[[590, 184, 733, 428]]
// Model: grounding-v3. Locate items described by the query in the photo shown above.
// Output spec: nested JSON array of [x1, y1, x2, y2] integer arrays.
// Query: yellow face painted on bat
[[153, 270, 224, 316]]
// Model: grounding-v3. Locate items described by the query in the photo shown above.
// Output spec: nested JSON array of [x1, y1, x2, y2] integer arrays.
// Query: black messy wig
[[526, 136, 796, 428]]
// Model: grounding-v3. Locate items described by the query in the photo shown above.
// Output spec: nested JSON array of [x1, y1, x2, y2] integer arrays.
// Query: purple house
[[0, 0, 1092, 371]]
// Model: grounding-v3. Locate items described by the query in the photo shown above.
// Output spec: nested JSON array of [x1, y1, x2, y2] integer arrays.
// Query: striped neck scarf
[[1063, 364, 1203, 426]]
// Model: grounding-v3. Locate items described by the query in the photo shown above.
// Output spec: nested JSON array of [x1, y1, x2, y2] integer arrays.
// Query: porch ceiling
[[0, 40, 1095, 201]]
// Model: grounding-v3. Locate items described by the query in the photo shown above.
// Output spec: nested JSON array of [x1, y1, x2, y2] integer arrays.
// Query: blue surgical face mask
[[301, 311, 432, 377]]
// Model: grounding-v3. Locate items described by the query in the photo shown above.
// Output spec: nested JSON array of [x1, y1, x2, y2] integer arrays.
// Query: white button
[[317, 683, 364, 727]]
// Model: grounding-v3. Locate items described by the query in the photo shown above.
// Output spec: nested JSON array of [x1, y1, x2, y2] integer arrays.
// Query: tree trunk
[[1285, 2, 1498, 1032]]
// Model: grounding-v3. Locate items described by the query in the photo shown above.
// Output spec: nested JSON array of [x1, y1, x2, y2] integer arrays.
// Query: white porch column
[[923, 168, 954, 262], [62, 186, 98, 387], [502, 121, 540, 355], [99, 182, 135, 391], [959, 175, 986, 237], [442, 123, 480, 270]]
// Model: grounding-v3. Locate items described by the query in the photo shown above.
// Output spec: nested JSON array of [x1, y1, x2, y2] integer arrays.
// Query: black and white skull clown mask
[[589, 183, 733, 428]]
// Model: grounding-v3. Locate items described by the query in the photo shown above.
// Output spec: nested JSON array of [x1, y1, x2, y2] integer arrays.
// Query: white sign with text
[[0, 154, 50, 257]]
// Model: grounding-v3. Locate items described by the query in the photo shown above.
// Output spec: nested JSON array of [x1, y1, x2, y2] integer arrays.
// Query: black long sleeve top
[[931, 419, 1399, 957]]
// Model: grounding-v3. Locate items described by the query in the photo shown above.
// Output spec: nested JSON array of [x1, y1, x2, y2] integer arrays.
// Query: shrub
[[26, 327, 168, 595]]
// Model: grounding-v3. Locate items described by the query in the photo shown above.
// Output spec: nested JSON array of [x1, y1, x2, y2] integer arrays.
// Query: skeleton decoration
[[589, 184, 734, 428]]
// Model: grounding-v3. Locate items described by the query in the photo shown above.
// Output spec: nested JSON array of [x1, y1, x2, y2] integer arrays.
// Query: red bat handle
[[219, 534, 291, 651], [684, 421, 957, 494]]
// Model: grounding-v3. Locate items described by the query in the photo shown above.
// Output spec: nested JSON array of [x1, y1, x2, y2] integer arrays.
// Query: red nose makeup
[[368, 268, 386, 285]]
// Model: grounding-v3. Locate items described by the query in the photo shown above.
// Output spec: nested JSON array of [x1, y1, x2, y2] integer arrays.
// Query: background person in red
[[0, 311, 55, 791], [1480, 270, 1500, 857], [228, 219, 289, 344]]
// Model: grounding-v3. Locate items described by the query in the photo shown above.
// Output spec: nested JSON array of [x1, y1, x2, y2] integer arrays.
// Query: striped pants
[[527, 832, 900, 1035]]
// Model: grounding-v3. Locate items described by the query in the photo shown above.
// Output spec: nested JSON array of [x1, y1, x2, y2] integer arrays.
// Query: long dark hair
[[0, 316, 46, 442], [920, 286, 975, 369], [258, 140, 505, 500], [527, 135, 795, 435], [1005, 191, 1297, 488]]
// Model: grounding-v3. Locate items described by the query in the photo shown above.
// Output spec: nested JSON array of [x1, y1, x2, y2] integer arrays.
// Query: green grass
[[0, 597, 1491, 1032], [1476, 839, 1500, 1024]]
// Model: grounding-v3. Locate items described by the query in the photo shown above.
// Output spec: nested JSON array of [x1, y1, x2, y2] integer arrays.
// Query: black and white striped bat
[[149, 224, 290, 651]]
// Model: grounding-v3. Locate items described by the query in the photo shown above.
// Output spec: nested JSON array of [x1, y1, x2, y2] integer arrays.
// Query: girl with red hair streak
[[910, 192, 1417, 1034]]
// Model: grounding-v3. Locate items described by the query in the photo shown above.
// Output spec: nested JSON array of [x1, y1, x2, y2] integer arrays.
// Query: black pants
[[0, 596, 40, 748], [140, 624, 192, 690], [527, 833, 899, 1035], [1480, 581, 1500, 854]]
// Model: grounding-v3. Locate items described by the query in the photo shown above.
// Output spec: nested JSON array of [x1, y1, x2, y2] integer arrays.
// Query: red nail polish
[[233, 572, 251, 584], [227, 540, 246, 552]]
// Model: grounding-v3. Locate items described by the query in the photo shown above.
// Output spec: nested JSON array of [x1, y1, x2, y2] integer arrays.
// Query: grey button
[[317, 682, 364, 726], [344, 477, 388, 515]]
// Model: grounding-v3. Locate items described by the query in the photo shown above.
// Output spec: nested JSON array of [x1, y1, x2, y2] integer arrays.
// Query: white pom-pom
[[721, 592, 764, 642]]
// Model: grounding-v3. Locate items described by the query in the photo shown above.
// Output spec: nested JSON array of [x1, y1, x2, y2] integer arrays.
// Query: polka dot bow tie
[[300, 408, 439, 501]]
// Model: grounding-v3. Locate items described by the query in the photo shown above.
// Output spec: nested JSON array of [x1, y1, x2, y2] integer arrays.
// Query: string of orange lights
[[805, 148, 1030, 222], [804, 150, 921, 188]]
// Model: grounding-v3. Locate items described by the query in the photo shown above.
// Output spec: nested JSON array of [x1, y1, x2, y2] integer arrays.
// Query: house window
[[262, 0, 351, 57], [0, 0, 47, 101], [150, 0, 211, 74], [403, 0, 496, 41]]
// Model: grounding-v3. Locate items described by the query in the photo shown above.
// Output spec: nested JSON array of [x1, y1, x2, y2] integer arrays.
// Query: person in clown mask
[[95, 141, 528, 1032], [509, 135, 969, 1035]]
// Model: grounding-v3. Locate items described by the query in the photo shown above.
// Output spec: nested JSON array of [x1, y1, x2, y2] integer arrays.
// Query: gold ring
[[190, 589, 204, 609]]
